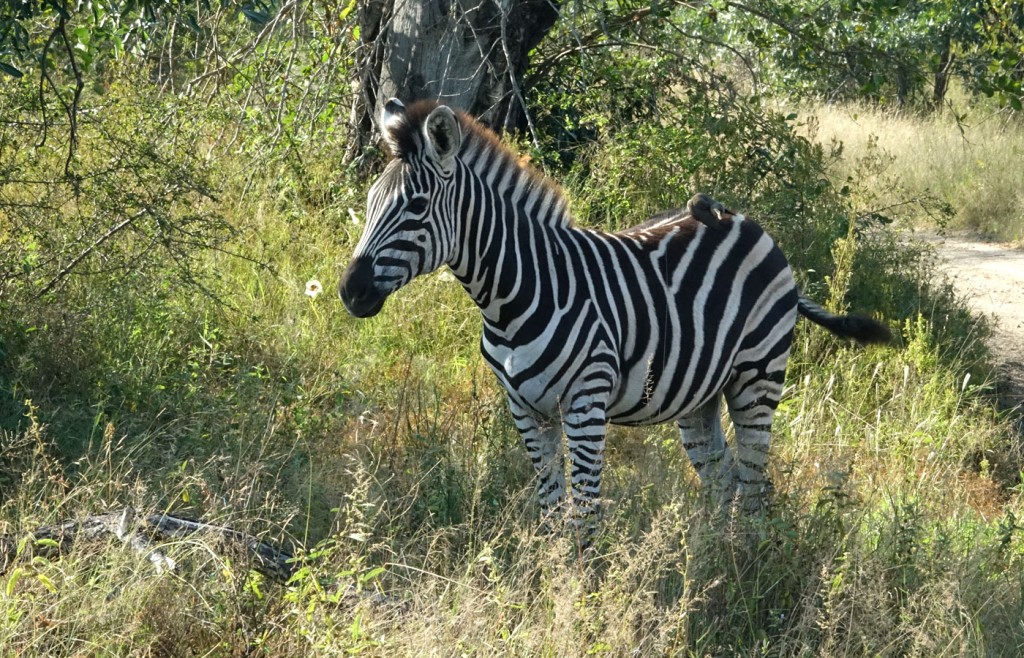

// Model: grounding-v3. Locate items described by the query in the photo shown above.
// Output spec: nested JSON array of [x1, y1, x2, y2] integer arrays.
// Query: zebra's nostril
[[340, 257, 373, 292], [339, 257, 387, 317]]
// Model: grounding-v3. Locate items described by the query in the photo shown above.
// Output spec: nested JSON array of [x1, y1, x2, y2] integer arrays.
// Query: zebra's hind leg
[[678, 396, 736, 505], [724, 370, 784, 513], [508, 398, 565, 531]]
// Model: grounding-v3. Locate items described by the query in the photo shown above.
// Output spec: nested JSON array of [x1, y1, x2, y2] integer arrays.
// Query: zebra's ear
[[423, 105, 461, 165], [380, 98, 406, 155]]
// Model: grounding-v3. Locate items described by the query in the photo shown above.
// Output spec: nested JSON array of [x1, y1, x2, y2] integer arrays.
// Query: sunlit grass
[[796, 100, 1024, 242], [2, 321, 1022, 655]]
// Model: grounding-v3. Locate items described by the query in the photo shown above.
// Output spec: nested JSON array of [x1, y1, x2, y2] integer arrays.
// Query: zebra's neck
[[464, 136, 573, 229], [447, 138, 575, 327]]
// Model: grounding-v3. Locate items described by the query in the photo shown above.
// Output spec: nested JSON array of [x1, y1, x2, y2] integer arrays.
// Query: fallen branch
[[0, 508, 295, 583]]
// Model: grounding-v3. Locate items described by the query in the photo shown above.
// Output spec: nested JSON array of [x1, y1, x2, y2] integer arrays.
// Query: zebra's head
[[339, 98, 462, 318]]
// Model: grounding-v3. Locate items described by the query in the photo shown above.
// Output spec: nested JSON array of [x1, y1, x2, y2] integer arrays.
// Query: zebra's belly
[[605, 354, 730, 426], [607, 393, 713, 426], [484, 326, 737, 423]]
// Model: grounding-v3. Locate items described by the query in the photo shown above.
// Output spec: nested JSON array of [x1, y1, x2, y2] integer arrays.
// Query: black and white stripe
[[340, 99, 890, 536]]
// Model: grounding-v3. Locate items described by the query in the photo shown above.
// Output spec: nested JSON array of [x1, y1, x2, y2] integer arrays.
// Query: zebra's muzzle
[[339, 257, 388, 318]]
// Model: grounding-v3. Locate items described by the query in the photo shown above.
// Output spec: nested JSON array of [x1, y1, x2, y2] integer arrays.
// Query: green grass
[[796, 100, 1024, 242], [2, 326, 1021, 656], [2, 72, 1023, 656]]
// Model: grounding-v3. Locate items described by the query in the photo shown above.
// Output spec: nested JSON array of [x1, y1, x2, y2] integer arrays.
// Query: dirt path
[[925, 234, 1024, 412]]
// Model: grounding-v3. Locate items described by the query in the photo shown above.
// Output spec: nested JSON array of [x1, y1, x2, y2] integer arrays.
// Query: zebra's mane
[[385, 100, 573, 228]]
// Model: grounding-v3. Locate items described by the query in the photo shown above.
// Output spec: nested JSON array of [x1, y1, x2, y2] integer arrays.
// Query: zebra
[[339, 98, 891, 537]]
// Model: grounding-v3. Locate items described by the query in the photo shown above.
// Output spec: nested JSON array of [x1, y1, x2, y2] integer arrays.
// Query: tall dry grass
[[3, 324, 1022, 656], [797, 101, 1024, 242]]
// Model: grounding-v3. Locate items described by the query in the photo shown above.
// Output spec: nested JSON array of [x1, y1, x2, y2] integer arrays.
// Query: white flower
[[348, 208, 361, 225], [305, 279, 323, 299]]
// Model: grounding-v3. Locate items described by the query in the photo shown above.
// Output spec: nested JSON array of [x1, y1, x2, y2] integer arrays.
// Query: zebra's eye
[[407, 197, 429, 215]]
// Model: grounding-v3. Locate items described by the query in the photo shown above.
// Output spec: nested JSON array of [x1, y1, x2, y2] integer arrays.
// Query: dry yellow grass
[[795, 101, 1024, 242]]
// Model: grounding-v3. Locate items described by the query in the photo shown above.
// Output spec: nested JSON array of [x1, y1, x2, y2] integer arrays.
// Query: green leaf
[[241, 5, 271, 26], [36, 573, 57, 593], [0, 61, 23, 78], [358, 566, 386, 583], [6, 567, 24, 596], [338, 0, 358, 22]]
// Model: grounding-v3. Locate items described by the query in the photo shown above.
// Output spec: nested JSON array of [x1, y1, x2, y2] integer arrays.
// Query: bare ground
[[925, 233, 1024, 426]]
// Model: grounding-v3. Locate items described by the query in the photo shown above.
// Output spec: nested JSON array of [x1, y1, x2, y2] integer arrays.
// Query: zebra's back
[[593, 211, 798, 425]]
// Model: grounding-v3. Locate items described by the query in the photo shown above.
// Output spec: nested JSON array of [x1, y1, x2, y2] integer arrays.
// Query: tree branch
[[1, 508, 295, 583], [56, 12, 84, 178], [37, 207, 151, 297]]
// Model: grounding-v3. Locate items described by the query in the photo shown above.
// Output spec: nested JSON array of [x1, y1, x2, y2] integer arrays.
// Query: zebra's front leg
[[678, 395, 736, 506], [508, 398, 565, 529]]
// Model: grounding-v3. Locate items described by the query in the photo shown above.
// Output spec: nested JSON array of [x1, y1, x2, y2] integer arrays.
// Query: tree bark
[[933, 37, 954, 110], [348, 0, 561, 162]]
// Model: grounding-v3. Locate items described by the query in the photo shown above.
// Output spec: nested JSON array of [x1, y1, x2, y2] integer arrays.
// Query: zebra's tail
[[797, 295, 893, 344]]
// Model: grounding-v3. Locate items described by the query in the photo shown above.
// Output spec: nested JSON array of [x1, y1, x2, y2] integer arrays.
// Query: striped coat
[[340, 99, 890, 537]]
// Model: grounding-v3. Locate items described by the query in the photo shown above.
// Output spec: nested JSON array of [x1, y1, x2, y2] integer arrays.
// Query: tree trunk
[[348, 0, 561, 162], [933, 37, 954, 110]]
